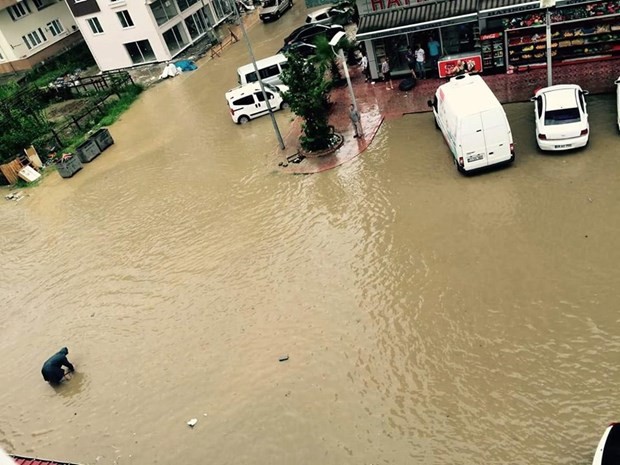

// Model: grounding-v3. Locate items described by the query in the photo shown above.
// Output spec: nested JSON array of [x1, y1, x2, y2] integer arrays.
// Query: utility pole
[[232, 1, 285, 150], [540, 0, 556, 87]]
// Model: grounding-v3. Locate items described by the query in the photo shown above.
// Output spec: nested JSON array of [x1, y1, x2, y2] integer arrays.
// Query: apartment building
[[0, 0, 81, 74], [66, 0, 234, 72]]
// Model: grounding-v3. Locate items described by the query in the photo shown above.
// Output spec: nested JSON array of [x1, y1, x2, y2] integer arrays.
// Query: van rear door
[[481, 109, 512, 165], [460, 114, 487, 171]]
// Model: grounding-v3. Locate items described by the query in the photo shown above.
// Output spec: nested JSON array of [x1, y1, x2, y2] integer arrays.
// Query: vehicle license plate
[[467, 153, 483, 162], [555, 144, 571, 148]]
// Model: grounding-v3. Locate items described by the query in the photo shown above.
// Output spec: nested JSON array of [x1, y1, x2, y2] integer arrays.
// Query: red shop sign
[[438, 55, 483, 79]]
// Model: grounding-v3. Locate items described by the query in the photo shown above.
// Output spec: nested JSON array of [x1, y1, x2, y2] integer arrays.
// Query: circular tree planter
[[299, 133, 344, 159]]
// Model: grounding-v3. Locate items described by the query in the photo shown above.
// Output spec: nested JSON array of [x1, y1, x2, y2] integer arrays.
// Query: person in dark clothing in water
[[41, 347, 74, 384]]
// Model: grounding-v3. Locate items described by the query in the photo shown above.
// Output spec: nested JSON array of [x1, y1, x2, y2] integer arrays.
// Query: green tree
[[280, 51, 334, 152], [0, 85, 50, 164]]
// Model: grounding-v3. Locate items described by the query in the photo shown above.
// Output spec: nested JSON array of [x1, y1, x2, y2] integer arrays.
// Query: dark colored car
[[278, 42, 317, 58], [282, 23, 344, 47]]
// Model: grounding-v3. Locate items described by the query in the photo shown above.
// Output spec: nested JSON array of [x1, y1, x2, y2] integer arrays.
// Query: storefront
[[355, 0, 620, 79], [356, 0, 480, 79]]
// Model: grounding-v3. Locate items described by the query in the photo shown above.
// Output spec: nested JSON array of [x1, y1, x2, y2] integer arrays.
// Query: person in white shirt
[[359, 53, 370, 82], [414, 44, 426, 79]]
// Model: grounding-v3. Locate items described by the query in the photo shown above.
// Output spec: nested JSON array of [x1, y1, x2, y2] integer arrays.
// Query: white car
[[531, 84, 589, 151], [615, 76, 619, 131], [592, 422, 619, 465], [225, 82, 288, 124], [304, 5, 352, 25]]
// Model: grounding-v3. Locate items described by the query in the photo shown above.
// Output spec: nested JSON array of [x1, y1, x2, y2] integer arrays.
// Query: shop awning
[[478, 0, 540, 18], [478, 0, 600, 17], [357, 0, 478, 41]]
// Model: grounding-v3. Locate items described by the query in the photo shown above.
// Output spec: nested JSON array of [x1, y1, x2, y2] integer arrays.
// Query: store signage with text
[[438, 55, 483, 79]]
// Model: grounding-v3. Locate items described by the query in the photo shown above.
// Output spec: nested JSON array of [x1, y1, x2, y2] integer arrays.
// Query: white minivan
[[427, 73, 515, 173], [615, 76, 620, 131], [225, 82, 288, 124], [237, 54, 288, 87], [259, 0, 292, 21]]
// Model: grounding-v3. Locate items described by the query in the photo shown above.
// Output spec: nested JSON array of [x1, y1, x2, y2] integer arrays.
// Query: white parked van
[[259, 0, 291, 21], [615, 76, 620, 131], [225, 82, 289, 124], [237, 54, 288, 87], [427, 73, 515, 173]]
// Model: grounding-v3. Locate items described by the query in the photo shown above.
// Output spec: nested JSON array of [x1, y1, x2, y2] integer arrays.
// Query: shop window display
[[506, 2, 620, 70]]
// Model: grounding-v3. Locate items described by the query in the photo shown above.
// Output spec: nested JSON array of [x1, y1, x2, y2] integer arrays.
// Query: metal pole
[[546, 7, 552, 86], [233, 1, 285, 150], [338, 48, 358, 112]]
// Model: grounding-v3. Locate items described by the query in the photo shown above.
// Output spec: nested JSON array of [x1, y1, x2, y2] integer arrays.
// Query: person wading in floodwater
[[41, 347, 75, 384]]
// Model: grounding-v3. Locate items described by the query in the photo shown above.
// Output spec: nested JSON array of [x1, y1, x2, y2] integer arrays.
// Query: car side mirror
[[427, 99, 433, 108], [529, 96, 536, 101], [581, 90, 589, 96], [615, 79, 620, 85]]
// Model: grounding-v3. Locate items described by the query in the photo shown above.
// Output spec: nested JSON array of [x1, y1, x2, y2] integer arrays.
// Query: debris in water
[[187, 418, 198, 427], [278, 354, 289, 362], [5, 191, 26, 202]]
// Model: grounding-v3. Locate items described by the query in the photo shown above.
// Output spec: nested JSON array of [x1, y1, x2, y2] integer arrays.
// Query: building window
[[32, 0, 57, 10], [177, 0, 199, 11], [117, 10, 134, 28], [211, 0, 232, 21], [22, 28, 48, 50], [87, 17, 104, 34], [162, 23, 188, 54], [184, 11, 207, 40], [47, 19, 65, 37], [124, 39, 155, 64], [8, 2, 32, 20], [150, 0, 178, 26]]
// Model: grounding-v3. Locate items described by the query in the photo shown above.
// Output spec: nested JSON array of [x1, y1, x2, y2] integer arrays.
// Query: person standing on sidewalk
[[359, 52, 370, 82], [349, 104, 363, 138], [427, 36, 441, 77], [381, 57, 393, 90], [414, 44, 426, 79], [405, 48, 418, 79]]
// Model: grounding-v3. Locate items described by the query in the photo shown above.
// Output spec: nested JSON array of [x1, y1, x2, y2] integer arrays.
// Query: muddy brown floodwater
[[1, 5, 620, 465]]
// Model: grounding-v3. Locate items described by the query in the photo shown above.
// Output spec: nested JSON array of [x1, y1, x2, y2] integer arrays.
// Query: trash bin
[[76, 138, 101, 163], [56, 155, 83, 178], [90, 127, 114, 152]]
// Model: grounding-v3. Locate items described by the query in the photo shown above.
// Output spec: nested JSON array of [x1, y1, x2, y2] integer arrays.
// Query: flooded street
[[2, 5, 620, 464]]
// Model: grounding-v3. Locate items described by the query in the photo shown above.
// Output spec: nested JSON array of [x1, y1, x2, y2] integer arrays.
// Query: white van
[[237, 54, 288, 87], [427, 73, 515, 173], [225, 82, 288, 124], [615, 76, 620, 131], [259, 0, 292, 21]]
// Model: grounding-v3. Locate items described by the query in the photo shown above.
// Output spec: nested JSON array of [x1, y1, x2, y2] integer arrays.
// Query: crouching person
[[42, 347, 74, 384]]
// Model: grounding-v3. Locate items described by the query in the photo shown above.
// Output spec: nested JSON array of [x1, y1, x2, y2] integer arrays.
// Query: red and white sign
[[438, 54, 483, 79]]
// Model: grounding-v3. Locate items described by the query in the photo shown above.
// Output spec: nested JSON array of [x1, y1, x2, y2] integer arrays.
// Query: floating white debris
[[187, 418, 198, 427]]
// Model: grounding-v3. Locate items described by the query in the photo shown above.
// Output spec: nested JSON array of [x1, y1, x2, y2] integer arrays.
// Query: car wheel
[[280, 101, 289, 110], [238, 115, 250, 124]]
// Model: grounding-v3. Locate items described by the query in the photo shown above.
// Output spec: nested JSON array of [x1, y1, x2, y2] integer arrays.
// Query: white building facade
[[0, 0, 81, 74], [66, 0, 234, 72]]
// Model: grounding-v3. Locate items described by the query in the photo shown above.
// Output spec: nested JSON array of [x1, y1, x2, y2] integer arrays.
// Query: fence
[[52, 70, 134, 98]]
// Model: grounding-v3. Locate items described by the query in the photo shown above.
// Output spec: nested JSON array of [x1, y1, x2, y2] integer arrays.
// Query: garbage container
[[76, 138, 101, 163], [56, 155, 83, 178], [90, 127, 114, 152]]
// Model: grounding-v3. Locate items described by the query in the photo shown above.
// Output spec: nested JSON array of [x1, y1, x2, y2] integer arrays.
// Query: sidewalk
[[277, 57, 618, 175]]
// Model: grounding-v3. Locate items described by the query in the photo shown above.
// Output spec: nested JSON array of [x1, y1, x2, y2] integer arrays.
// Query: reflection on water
[[1, 9, 620, 464]]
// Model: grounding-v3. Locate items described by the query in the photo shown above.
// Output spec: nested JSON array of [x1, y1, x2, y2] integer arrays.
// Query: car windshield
[[263, 0, 277, 7], [544, 108, 581, 125]]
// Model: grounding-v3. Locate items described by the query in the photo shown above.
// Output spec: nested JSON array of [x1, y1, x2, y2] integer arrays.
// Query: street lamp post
[[233, 1, 286, 150], [541, 0, 556, 87], [329, 31, 358, 113]]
